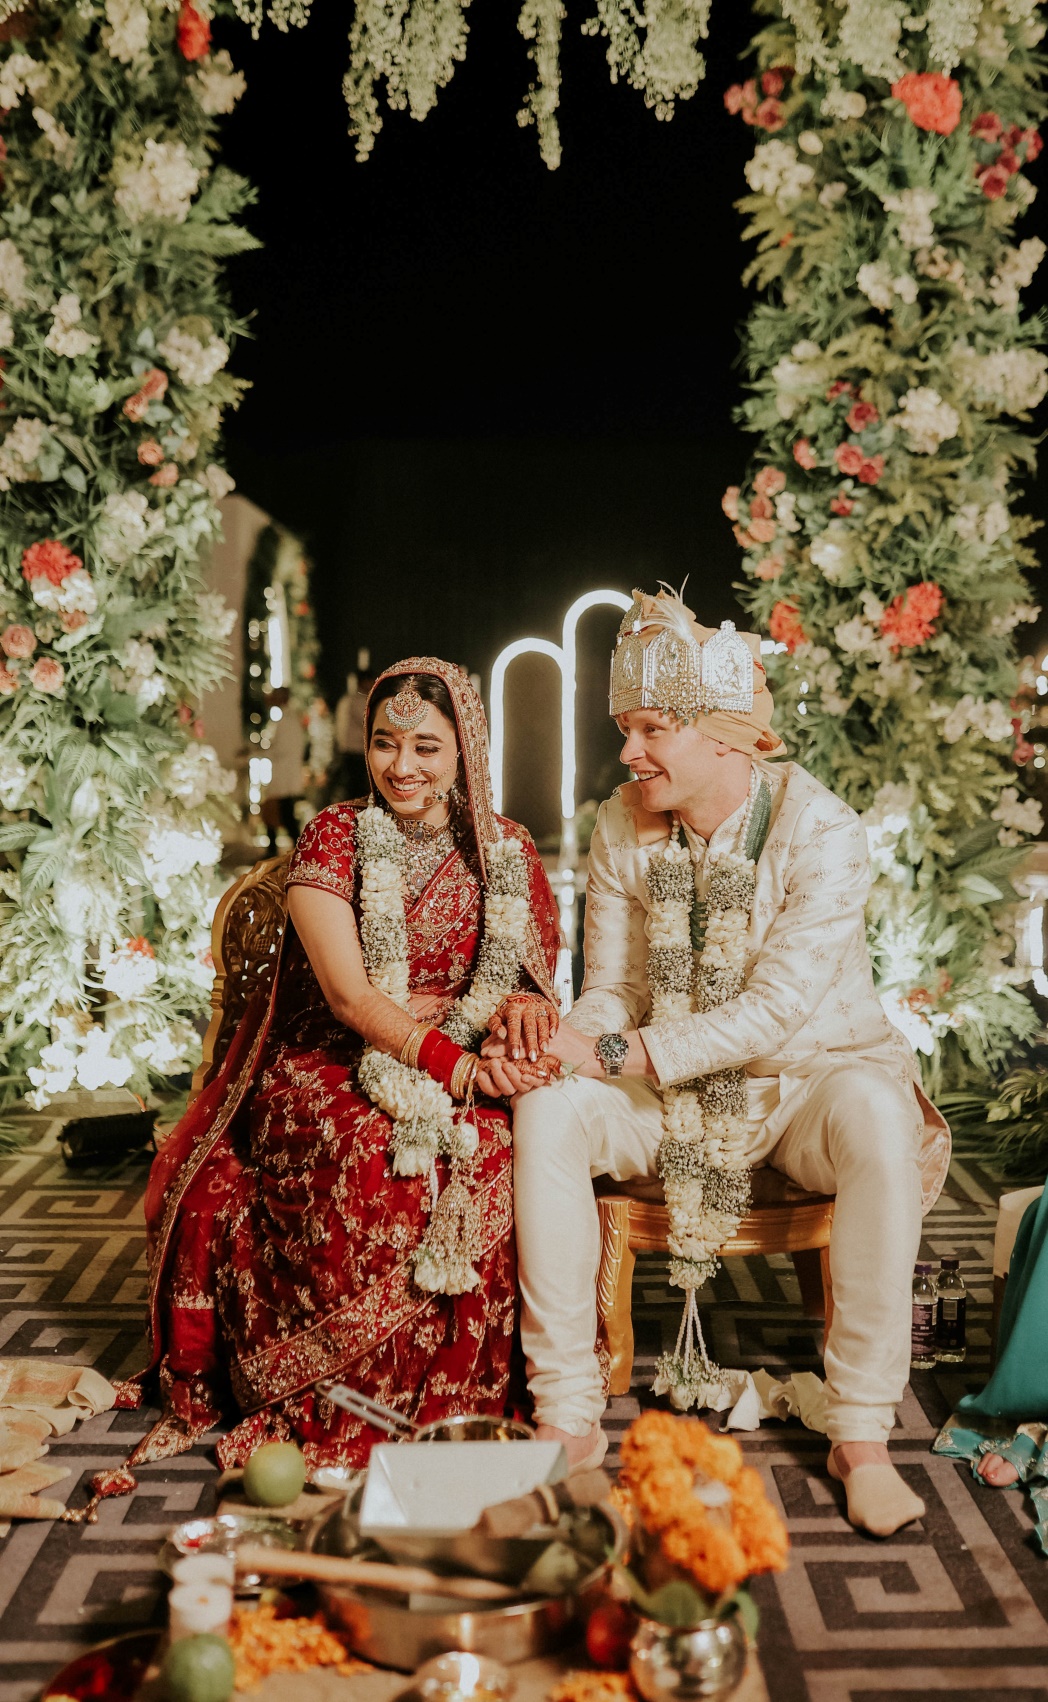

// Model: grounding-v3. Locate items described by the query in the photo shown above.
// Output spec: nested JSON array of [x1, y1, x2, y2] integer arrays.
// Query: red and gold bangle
[[416, 1027, 466, 1094], [399, 1021, 435, 1072]]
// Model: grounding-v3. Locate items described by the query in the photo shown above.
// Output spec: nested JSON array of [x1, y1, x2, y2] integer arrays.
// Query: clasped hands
[[475, 992, 601, 1099]]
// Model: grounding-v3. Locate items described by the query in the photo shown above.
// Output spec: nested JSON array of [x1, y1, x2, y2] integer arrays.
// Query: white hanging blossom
[[745, 139, 815, 209], [882, 186, 938, 251], [517, 0, 565, 170], [992, 786, 1044, 845], [163, 743, 237, 811], [988, 238, 1046, 311], [343, 0, 473, 164], [96, 489, 165, 564], [0, 51, 47, 110], [100, 939, 160, 1000], [33, 107, 75, 168], [924, 0, 981, 70], [821, 85, 866, 120], [193, 49, 247, 115], [838, 0, 906, 80], [114, 139, 202, 223], [103, 0, 152, 63], [953, 343, 1048, 415], [894, 386, 960, 454], [158, 326, 230, 387], [934, 693, 1015, 745], [44, 294, 98, 359], [856, 259, 917, 309], [0, 416, 46, 489]]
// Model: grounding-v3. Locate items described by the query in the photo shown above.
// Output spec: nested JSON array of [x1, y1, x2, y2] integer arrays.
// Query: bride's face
[[369, 699, 460, 825]]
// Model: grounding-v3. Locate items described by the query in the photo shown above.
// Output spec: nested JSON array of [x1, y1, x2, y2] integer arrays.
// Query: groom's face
[[615, 709, 724, 812]]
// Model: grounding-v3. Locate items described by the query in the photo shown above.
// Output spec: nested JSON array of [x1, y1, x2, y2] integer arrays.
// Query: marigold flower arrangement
[[614, 1410, 788, 1631]]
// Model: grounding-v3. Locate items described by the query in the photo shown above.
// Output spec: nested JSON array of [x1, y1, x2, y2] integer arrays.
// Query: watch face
[[597, 1033, 630, 1069]]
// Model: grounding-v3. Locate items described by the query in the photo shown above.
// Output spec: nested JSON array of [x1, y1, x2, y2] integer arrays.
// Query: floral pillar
[[0, 2, 254, 1107], [725, 0, 1047, 1087]]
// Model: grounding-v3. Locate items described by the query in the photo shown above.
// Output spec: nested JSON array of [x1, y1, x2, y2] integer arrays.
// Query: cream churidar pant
[[513, 1064, 924, 1445]]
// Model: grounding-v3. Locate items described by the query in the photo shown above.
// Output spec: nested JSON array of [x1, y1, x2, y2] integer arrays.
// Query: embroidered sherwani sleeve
[[568, 802, 650, 1038], [641, 805, 871, 1086]]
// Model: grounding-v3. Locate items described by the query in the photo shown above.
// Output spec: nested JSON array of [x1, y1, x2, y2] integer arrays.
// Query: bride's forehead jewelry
[[384, 686, 428, 731]]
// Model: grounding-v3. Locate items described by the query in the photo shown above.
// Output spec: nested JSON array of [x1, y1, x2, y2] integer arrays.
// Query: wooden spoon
[[232, 1544, 518, 1602]]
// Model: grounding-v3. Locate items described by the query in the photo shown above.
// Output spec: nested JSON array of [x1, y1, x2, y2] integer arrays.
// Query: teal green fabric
[[933, 1183, 1048, 1554], [960, 1186, 1048, 1419]]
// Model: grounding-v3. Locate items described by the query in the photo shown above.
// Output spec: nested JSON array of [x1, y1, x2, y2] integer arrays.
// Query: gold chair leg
[[791, 1247, 826, 1320], [596, 1197, 636, 1397], [820, 1244, 834, 1356]]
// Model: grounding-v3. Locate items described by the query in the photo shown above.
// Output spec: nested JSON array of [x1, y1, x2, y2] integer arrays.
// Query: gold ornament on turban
[[609, 586, 786, 759]]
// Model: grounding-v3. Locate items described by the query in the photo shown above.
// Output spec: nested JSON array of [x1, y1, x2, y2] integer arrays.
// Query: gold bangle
[[400, 1021, 434, 1072], [450, 1051, 480, 1100]]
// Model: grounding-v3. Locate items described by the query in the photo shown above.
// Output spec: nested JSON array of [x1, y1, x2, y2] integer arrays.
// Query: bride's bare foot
[[535, 1422, 608, 1472], [828, 1441, 925, 1537], [975, 1452, 1020, 1487]]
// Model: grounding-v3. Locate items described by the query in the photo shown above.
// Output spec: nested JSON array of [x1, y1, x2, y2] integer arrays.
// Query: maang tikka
[[385, 686, 428, 731]]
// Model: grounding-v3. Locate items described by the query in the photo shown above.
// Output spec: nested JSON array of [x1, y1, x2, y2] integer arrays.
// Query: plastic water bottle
[[911, 1262, 937, 1370], [935, 1256, 967, 1364]]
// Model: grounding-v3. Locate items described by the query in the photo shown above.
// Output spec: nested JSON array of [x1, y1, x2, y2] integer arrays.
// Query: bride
[[129, 657, 562, 1475]]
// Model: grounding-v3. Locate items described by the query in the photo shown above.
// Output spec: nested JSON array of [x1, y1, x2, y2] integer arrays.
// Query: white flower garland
[[647, 774, 771, 1410], [353, 804, 530, 1294]]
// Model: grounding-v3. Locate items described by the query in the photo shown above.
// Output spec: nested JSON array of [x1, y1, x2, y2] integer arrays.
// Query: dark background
[[212, 6, 1048, 826]]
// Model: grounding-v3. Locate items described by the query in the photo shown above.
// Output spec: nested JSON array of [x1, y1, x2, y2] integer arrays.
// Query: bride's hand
[[488, 994, 559, 1062]]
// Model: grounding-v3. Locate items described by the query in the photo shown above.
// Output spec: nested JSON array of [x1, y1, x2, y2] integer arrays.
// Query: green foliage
[[941, 1065, 1048, 1176], [728, 0, 1047, 1088], [0, 3, 252, 1106]]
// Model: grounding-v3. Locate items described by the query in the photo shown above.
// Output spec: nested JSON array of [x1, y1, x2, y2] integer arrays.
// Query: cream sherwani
[[513, 759, 950, 1443]]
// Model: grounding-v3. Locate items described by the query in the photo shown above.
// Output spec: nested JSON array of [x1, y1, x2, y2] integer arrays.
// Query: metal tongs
[[315, 1381, 425, 1440]]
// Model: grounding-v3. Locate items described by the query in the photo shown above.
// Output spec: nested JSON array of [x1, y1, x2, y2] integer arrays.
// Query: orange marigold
[[660, 1507, 750, 1596], [728, 1467, 790, 1574]]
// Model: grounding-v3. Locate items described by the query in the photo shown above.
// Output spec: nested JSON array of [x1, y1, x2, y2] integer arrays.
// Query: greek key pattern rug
[[1, 1118, 1046, 1701]]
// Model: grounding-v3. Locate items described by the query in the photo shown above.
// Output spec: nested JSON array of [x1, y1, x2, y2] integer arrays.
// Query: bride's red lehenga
[[128, 665, 561, 1477]]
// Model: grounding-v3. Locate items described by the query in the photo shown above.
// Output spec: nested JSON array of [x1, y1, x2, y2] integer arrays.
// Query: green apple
[[161, 1633, 235, 1702], [241, 1440, 307, 1507]]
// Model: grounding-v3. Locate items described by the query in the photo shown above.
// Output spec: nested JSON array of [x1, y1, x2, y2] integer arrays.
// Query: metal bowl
[[307, 1500, 627, 1670], [412, 1416, 535, 1444], [158, 1513, 301, 1589]]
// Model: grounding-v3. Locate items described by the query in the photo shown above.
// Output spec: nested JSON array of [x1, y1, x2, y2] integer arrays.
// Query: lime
[[161, 1633, 235, 1702], [241, 1439, 306, 1507]]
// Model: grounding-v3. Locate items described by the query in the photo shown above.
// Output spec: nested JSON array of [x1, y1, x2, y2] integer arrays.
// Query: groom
[[495, 589, 949, 1538]]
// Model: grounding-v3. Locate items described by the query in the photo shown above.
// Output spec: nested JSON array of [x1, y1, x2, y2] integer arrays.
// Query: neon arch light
[[488, 590, 634, 819]]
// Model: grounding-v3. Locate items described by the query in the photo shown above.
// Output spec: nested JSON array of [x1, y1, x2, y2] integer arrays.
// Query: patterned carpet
[[1, 1115, 1047, 1701]]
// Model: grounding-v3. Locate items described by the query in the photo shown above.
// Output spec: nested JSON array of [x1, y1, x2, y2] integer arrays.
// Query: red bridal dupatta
[[111, 660, 560, 1489]]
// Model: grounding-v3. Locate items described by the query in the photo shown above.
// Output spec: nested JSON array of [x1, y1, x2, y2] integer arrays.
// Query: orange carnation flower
[[769, 600, 807, 653], [880, 581, 944, 650], [891, 72, 962, 136]]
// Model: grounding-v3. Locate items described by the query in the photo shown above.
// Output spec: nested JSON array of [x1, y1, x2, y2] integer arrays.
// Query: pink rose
[[793, 438, 818, 470], [60, 610, 89, 632], [835, 442, 864, 477], [748, 517, 778, 544], [827, 380, 854, 400], [977, 163, 1011, 199], [749, 494, 774, 520], [137, 439, 164, 466], [761, 68, 786, 97], [0, 663, 18, 695], [29, 657, 64, 693], [754, 466, 787, 498], [723, 84, 747, 115], [149, 462, 179, 487], [830, 493, 854, 516], [1, 623, 35, 658], [721, 485, 741, 520], [970, 112, 1003, 143], [754, 98, 785, 132], [846, 401, 879, 432], [755, 554, 784, 580], [858, 454, 885, 485]]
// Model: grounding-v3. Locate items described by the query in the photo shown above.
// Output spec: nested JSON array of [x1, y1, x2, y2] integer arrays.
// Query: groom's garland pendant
[[646, 772, 771, 1410], [353, 805, 530, 1298]]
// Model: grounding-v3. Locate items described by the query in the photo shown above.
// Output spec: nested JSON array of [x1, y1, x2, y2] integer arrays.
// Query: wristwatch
[[595, 1032, 630, 1077]]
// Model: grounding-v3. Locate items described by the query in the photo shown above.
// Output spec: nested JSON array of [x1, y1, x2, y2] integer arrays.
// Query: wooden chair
[[190, 852, 291, 1100], [595, 1171, 835, 1396], [192, 857, 836, 1395]]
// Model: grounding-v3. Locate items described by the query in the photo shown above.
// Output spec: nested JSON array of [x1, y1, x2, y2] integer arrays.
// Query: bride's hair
[[366, 672, 471, 846]]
